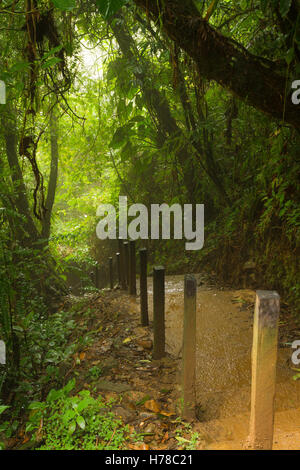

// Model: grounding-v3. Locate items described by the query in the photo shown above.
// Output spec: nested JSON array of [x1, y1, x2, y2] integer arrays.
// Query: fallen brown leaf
[[159, 410, 175, 417], [22, 435, 30, 444], [144, 400, 160, 413], [128, 443, 150, 450]]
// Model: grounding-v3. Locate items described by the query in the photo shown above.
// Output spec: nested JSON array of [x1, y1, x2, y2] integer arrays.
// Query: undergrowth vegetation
[[26, 379, 129, 450], [0, 0, 299, 450]]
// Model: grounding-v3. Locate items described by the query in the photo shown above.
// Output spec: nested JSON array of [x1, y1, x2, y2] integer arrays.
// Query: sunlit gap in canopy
[[79, 38, 106, 81]]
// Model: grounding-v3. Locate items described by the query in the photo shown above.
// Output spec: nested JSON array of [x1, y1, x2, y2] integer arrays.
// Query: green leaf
[[0, 405, 9, 415], [96, 0, 129, 20], [10, 62, 30, 73], [280, 0, 292, 17], [110, 126, 128, 149], [46, 388, 63, 402], [69, 420, 76, 434], [25, 423, 35, 433], [51, 0, 76, 10], [260, 0, 269, 12], [77, 397, 93, 412], [76, 415, 86, 430], [28, 401, 44, 410], [286, 47, 294, 65], [175, 436, 191, 443], [41, 57, 62, 70], [63, 378, 76, 394]]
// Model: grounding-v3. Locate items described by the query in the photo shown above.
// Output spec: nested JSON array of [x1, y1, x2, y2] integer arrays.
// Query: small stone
[[243, 260, 256, 270], [114, 406, 135, 423], [96, 380, 131, 393], [139, 412, 155, 419], [144, 423, 155, 433], [135, 327, 149, 337], [136, 339, 153, 350], [125, 391, 145, 402]]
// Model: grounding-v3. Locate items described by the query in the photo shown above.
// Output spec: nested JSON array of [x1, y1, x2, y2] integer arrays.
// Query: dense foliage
[[0, 0, 299, 449]]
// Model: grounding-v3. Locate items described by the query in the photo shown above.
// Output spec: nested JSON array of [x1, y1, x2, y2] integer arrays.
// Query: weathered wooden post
[[123, 241, 130, 289], [249, 290, 280, 450], [129, 240, 137, 295], [153, 266, 165, 359], [0, 340, 6, 365], [139, 248, 149, 326], [95, 263, 100, 289], [182, 274, 197, 420], [118, 239, 126, 290], [109, 257, 113, 290], [116, 253, 121, 287]]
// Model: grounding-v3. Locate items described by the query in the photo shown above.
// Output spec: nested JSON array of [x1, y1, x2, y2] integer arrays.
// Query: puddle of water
[[134, 274, 300, 449]]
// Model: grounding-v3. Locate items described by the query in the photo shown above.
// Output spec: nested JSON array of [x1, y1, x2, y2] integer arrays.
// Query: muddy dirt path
[[131, 274, 300, 450]]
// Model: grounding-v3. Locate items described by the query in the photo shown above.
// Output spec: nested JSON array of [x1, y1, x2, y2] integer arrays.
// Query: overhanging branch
[[133, 0, 300, 129]]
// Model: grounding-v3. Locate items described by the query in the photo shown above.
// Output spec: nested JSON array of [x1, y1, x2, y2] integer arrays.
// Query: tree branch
[[133, 0, 300, 129]]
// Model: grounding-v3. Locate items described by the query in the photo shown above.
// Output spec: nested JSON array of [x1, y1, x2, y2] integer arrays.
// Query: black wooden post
[[95, 263, 99, 289], [123, 241, 129, 289], [116, 253, 121, 288], [182, 274, 197, 420], [139, 248, 149, 326], [109, 257, 113, 290], [153, 266, 165, 359], [118, 239, 126, 290], [129, 240, 136, 295]]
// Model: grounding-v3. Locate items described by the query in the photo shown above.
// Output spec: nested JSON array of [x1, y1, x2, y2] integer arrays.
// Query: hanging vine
[[19, 0, 74, 220]]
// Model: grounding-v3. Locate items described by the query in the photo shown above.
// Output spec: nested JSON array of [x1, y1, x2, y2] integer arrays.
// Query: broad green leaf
[[10, 62, 30, 73], [286, 47, 294, 65], [77, 397, 94, 412], [0, 405, 9, 415], [69, 420, 76, 434], [42, 46, 63, 61], [63, 378, 76, 394], [28, 401, 44, 410], [46, 388, 63, 402], [51, 0, 76, 10], [260, 0, 269, 12], [175, 436, 191, 443], [76, 415, 86, 430], [96, 0, 129, 20], [280, 0, 292, 17], [41, 57, 62, 70], [110, 126, 128, 149]]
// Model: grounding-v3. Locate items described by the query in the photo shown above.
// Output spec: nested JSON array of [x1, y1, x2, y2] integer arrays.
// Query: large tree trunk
[[133, 0, 300, 130], [110, 15, 230, 203], [3, 123, 40, 244], [2, 112, 66, 304], [42, 112, 59, 240]]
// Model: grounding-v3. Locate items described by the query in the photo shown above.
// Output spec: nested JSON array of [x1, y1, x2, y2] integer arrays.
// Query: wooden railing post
[[118, 239, 126, 290], [139, 248, 149, 326], [153, 266, 165, 359], [249, 290, 280, 450], [109, 257, 113, 290], [123, 241, 129, 289], [116, 253, 121, 288], [129, 240, 136, 295], [95, 263, 99, 289], [182, 274, 197, 420]]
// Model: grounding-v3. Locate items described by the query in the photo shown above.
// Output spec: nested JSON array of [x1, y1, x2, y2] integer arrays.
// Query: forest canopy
[[0, 0, 299, 451]]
